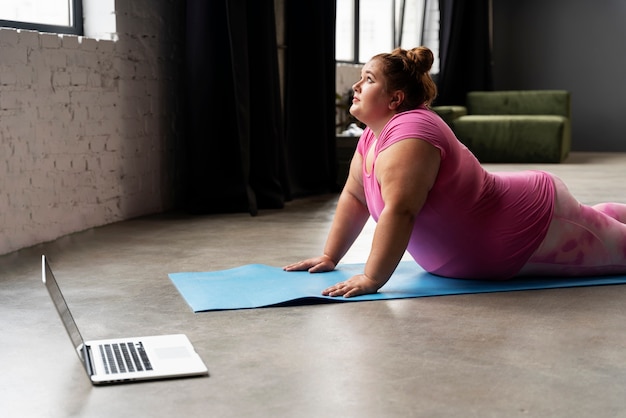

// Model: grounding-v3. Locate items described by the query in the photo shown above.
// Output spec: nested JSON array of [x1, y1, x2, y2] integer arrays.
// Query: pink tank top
[[356, 108, 554, 279]]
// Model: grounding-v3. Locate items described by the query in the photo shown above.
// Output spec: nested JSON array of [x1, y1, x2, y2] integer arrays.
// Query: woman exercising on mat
[[284, 46, 626, 298]]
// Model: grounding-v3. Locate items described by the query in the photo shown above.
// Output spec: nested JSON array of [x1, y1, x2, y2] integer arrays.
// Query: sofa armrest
[[431, 105, 468, 126]]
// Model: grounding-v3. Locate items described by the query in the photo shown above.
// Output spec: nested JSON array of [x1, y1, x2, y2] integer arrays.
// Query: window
[[0, 0, 83, 36], [336, 0, 439, 73]]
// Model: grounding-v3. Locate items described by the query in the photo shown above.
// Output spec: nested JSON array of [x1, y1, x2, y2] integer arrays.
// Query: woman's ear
[[389, 90, 405, 110]]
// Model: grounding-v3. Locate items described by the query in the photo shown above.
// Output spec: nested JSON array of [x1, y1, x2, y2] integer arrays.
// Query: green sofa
[[433, 90, 571, 163]]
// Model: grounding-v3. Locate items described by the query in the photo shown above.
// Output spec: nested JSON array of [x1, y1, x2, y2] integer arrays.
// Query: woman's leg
[[518, 175, 626, 277], [592, 202, 626, 223]]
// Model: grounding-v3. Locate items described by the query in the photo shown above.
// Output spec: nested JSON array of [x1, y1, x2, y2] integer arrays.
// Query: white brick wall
[[0, 0, 184, 255]]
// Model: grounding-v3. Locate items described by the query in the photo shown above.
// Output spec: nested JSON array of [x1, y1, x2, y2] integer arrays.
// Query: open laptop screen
[[42, 256, 85, 354]]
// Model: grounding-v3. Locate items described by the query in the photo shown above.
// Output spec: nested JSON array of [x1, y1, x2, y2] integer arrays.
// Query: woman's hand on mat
[[283, 255, 336, 273], [322, 274, 379, 298]]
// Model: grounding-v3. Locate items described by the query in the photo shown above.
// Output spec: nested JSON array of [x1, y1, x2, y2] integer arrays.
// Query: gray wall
[[492, 0, 626, 151]]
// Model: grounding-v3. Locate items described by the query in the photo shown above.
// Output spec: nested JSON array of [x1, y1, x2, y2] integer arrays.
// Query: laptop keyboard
[[98, 341, 153, 374]]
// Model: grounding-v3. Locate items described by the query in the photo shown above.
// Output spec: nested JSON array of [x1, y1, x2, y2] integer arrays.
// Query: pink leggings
[[518, 175, 626, 277]]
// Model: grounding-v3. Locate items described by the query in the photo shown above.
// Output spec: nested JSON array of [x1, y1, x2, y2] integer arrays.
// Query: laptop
[[41, 255, 209, 385]]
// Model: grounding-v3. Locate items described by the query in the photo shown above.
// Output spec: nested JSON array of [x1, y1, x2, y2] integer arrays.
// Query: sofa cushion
[[452, 115, 570, 163]]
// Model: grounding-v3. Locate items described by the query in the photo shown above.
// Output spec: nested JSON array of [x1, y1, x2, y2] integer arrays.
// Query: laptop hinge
[[80, 344, 95, 377]]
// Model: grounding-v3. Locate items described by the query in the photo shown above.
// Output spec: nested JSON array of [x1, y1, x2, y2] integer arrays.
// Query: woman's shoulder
[[383, 107, 443, 137], [398, 105, 435, 117], [386, 107, 440, 128], [379, 107, 454, 158]]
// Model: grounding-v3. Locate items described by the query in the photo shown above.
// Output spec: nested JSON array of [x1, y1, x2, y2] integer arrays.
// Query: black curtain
[[283, 1, 337, 196], [436, 0, 493, 106], [184, 0, 337, 215]]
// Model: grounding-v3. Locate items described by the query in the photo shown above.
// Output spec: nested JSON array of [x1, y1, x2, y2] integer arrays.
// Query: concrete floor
[[2, 152, 626, 418]]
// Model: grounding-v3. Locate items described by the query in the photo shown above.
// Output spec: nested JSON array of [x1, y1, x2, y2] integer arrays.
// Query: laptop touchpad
[[155, 346, 191, 359]]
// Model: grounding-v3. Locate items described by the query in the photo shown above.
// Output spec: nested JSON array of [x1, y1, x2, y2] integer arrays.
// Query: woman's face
[[349, 59, 395, 128]]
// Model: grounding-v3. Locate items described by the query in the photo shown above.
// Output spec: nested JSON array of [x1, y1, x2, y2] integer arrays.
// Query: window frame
[[0, 0, 83, 36], [336, 0, 431, 65]]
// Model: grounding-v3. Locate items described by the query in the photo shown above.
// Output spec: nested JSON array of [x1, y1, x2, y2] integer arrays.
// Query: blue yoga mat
[[169, 261, 626, 312]]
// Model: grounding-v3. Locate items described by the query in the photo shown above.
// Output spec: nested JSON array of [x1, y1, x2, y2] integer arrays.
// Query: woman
[[284, 46, 626, 298]]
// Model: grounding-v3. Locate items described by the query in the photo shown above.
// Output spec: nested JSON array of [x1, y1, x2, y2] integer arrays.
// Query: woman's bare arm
[[322, 138, 440, 297]]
